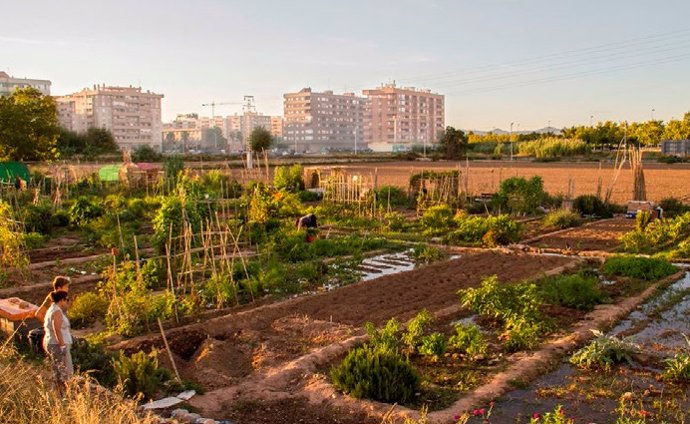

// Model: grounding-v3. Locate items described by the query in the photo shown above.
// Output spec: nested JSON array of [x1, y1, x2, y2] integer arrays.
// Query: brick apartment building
[[363, 83, 444, 152], [283, 88, 364, 153], [56, 84, 163, 150]]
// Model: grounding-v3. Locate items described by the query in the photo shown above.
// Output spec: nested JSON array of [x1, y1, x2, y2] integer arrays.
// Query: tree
[[249, 127, 273, 152], [439, 126, 468, 159], [84, 128, 119, 156], [0, 87, 59, 161], [203, 126, 227, 150], [131, 145, 162, 162]]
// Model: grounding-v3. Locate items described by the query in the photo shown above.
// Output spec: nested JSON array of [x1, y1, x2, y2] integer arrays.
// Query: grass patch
[[601, 256, 676, 281]]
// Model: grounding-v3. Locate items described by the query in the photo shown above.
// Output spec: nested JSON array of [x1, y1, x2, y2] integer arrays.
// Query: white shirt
[[43, 303, 72, 346]]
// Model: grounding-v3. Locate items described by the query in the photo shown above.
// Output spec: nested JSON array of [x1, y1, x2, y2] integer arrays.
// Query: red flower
[[532, 413, 540, 419], [640, 410, 649, 417], [479, 408, 486, 415], [473, 409, 480, 416]]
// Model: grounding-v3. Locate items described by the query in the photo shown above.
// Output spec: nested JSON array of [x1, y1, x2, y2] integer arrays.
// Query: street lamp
[[589, 115, 594, 126], [651, 108, 656, 121]]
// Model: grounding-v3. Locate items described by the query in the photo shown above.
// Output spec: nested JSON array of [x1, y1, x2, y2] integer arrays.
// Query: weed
[[543, 209, 583, 229], [113, 350, 169, 399], [601, 256, 676, 281], [69, 291, 109, 329], [538, 272, 606, 311], [662, 334, 690, 383], [573, 195, 614, 218], [529, 405, 574, 424], [412, 244, 446, 264]]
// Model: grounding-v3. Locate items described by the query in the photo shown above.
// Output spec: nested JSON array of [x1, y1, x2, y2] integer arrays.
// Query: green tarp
[[98, 164, 121, 182], [0, 162, 30, 184]]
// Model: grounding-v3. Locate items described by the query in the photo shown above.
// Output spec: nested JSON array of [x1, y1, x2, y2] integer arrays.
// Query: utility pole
[[651, 108, 655, 121], [589, 115, 594, 126], [508, 122, 514, 162]]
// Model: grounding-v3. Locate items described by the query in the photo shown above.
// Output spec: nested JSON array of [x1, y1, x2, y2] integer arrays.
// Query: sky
[[2, 0, 690, 130]]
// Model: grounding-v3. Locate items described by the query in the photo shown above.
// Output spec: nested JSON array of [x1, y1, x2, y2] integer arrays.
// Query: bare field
[[338, 160, 690, 204]]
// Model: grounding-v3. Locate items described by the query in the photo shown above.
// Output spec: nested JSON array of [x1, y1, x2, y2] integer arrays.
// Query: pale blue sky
[[3, 0, 690, 130]]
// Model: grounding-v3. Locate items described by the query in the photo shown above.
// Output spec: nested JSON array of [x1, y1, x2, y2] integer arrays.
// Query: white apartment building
[[56, 84, 164, 150], [0, 71, 51, 96]]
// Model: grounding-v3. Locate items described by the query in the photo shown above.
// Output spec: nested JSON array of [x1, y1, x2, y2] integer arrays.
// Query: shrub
[[330, 345, 419, 403], [163, 156, 184, 190], [71, 338, 116, 386], [420, 205, 454, 236], [0, 200, 28, 270], [383, 211, 407, 232], [376, 185, 410, 208], [662, 335, 690, 383], [273, 164, 304, 193], [21, 201, 58, 235], [493, 176, 547, 215], [68, 196, 104, 225], [402, 309, 434, 354], [298, 190, 322, 202], [636, 210, 653, 231], [538, 272, 606, 311], [113, 350, 169, 399], [621, 212, 690, 254], [601, 256, 676, 281], [449, 214, 522, 247], [418, 333, 447, 360], [68, 292, 109, 329], [448, 323, 488, 358], [570, 330, 639, 371], [573, 195, 613, 218], [517, 137, 589, 159], [543, 209, 583, 229], [131, 144, 162, 162], [501, 316, 543, 352]]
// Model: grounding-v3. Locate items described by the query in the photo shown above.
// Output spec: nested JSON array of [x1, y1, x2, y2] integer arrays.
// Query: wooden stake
[[157, 318, 182, 383]]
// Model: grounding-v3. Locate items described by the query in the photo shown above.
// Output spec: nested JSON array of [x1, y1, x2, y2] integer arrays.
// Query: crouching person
[[43, 290, 73, 393]]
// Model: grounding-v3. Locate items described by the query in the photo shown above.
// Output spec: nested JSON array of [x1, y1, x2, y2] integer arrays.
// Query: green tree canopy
[[56, 127, 120, 158], [439, 126, 468, 159], [249, 127, 273, 152], [0, 87, 59, 161]]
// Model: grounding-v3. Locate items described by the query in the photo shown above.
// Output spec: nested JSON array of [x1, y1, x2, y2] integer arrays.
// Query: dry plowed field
[[338, 161, 690, 204], [526, 217, 634, 252]]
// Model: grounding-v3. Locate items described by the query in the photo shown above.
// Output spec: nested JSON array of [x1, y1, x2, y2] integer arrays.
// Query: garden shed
[[0, 161, 30, 185]]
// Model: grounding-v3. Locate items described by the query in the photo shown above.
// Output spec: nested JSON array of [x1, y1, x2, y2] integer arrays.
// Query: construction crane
[[200, 101, 242, 118]]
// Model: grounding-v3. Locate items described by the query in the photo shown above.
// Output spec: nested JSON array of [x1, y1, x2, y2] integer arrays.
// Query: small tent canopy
[[0, 162, 30, 184], [98, 164, 121, 182]]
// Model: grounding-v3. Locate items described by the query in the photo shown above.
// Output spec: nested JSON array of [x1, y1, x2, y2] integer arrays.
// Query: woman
[[43, 290, 73, 391]]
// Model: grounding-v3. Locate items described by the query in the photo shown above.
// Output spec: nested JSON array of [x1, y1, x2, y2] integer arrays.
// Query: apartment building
[[270, 116, 284, 139], [56, 84, 163, 150], [0, 71, 51, 96], [362, 83, 444, 152], [283, 88, 364, 153]]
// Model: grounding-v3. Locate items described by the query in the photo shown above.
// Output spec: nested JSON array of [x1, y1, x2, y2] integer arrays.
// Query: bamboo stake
[[157, 318, 182, 383]]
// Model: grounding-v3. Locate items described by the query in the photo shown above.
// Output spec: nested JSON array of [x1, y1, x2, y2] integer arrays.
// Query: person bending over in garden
[[296, 213, 318, 230], [30, 276, 70, 352], [43, 290, 74, 393]]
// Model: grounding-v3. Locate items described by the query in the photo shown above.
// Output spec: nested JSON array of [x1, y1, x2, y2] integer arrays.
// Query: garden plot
[[109, 251, 574, 420], [484, 270, 690, 424]]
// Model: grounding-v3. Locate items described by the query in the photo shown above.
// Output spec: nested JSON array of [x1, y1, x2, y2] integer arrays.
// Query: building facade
[[56, 84, 164, 150], [0, 71, 51, 96], [362, 83, 444, 152], [661, 139, 690, 157], [283, 88, 364, 153]]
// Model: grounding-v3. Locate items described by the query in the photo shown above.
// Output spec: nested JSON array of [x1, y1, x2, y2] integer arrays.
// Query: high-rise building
[[283, 88, 364, 153], [270, 116, 284, 140], [56, 84, 164, 150], [362, 83, 444, 152], [0, 71, 51, 96]]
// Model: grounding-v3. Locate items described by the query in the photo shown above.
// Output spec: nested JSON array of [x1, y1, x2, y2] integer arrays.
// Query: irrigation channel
[[486, 269, 690, 423]]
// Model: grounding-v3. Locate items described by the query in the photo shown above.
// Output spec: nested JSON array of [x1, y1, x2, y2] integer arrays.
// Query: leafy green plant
[[449, 323, 488, 358], [365, 318, 401, 353], [636, 210, 653, 231], [402, 309, 434, 354], [68, 196, 104, 225], [68, 292, 109, 329], [570, 330, 639, 371], [383, 211, 407, 232], [376, 185, 410, 208], [113, 350, 169, 399], [411, 244, 446, 264], [420, 205, 454, 236], [330, 345, 419, 403], [662, 334, 690, 383], [543, 209, 583, 229], [21, 201, 60, 235], [621, 212, 690, 255], [23, 232, 45, 249], [538, 272, 606, 311], [418, 333, 447, 360], [501, 316, 543, 352], [601, 256, 676, 281], [448, 214, 522, 247], [0, 200, 28, 271]]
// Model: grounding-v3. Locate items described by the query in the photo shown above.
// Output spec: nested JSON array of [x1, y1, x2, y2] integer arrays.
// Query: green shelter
[[98, 164, 121, 182], [0, 162, 30, 184]]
